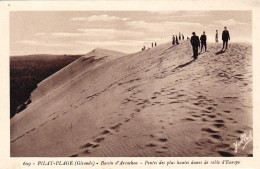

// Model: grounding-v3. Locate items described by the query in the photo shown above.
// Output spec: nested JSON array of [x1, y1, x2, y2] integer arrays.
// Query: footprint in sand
[[153, 92, 161, 95], [151, 96, 157, 99], [169, 101, 180, 104], [212, 123, 225, 128], [214, 119, 225, 123], [110, 123, 122, 132], [218, 151, 234, 157], [183, 118, 196, 121], [146, 143, 157, 147], [70, 154, 79, 157], [161, 146, 168, 149], [201, 127, 219, 134], [207, 115, 216, 118], [211, 134, 222, 140], [100, 129, 111, 135], [201, 118, 208, 122], [235, 130, 244, 134], [94, 137, 105, 143], [80, 142, 94, 149], [83, 149, 91, 154], [207, 107, 214, 111], [224, 110, 231, 113], [202, 110, 211, 114], [191, 114, 201, 118], [158, 138, 168, 142], [154, 101, 162, 105], [51, 115, 59, 121], [216, 143, 230, 148], [124, 118, 131, 122]]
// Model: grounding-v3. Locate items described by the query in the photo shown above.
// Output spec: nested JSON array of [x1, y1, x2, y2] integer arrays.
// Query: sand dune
[[30, 48, 126, 102], [11, 40, 252, 157]]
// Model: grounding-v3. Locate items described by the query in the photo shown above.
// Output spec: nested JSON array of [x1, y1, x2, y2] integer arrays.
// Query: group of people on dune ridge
[[141, 26, 230, 61], [190, 26, 230, 60]]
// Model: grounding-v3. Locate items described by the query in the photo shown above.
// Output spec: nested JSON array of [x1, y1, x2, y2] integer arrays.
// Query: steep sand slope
[[11, 41, 252, 157], [30, 48, 126, 102]]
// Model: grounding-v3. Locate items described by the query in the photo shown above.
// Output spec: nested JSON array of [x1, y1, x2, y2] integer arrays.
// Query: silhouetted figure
[[155, 42, 157, 47], [200, 31, 207, 52], [182, 34, 184, 40], [190, 32, 200, 60], [172, 35, 175, 45], [222, 26, 230, 50], [179, 32, 181, 40], [176, 35, 179, 45], [152, 42, 154, 48], [215, 30, 218, 43], [142, 46, 146, 51]]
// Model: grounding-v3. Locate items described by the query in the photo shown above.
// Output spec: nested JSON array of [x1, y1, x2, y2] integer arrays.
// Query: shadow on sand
[[174, 60, 194, 70], [215, 50, 225, 55]]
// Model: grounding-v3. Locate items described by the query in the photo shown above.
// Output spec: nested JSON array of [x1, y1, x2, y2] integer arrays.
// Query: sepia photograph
[[9, 10, 253, 158], [9, 10, 253, 157]]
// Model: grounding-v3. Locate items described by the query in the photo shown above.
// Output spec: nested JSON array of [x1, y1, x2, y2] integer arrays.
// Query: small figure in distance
[[200, 31, 207, 52], [142, 46, 146, 51], [182, 34, 184, 40], [179, 32, 181, 40], [155, 42, 157, 47], [152, 42, 153, 48], [190, 32, 200, 60], [176, 35, 179, 45], [215, 30, 218, 43], [172, 35, 175, 46], [222, 26, 230, 51]]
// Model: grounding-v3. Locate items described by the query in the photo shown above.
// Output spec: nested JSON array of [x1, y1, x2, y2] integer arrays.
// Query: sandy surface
[[11, 40, 252, 157]]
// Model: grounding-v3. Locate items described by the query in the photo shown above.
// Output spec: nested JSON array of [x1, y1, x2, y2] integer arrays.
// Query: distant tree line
[[10, 54, 83, 118]]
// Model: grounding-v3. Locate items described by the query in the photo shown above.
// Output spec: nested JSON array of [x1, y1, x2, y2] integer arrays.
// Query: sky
[[10, 11, 252, 56]]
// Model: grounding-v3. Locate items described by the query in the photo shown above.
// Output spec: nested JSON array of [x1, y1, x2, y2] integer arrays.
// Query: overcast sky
[[10, 11, 251, 56]]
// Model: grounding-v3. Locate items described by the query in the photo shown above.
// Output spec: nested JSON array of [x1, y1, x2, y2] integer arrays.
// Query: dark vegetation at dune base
[[10, 54, 83, 118]]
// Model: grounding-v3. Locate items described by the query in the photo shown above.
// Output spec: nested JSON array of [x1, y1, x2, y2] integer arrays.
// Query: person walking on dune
[[215, 30, 219, 43], [222, 26, 230, 50], [179, 32, 181, 41], [155, 42, 157, 47], [176, 35, 179, 45], [172, 35, 175, 45], [190, 32, 200, 60], [200, 31, 207, 52]]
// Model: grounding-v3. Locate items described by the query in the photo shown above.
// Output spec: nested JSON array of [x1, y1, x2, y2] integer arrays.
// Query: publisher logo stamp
[[233, 131, 253, 153]]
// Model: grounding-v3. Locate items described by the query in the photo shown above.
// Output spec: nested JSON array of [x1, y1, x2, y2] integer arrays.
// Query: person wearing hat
[[222, 26, 230, 50], [190, 32, 200, 59]]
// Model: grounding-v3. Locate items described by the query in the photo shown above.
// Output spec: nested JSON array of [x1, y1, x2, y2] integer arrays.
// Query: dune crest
[[11, 41, 252, 157]]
